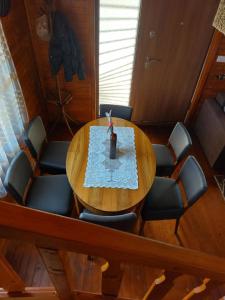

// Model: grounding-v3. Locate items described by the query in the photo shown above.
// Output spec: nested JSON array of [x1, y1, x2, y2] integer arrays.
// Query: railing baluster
[[38, 248, 74, 300], [143, 270, 182, 300], [101, 260, 123, 297], [182, 278, 210, 300], [183, 279, 222, 300], [142, 271, 165, 300]]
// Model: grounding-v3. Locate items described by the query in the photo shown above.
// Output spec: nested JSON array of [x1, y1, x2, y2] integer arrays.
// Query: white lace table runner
[[84, 126, 138, 189]]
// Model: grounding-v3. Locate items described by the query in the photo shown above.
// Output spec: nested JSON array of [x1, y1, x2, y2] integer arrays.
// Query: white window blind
[[0, 21, 28, 197], [99, 0, 140, 106]]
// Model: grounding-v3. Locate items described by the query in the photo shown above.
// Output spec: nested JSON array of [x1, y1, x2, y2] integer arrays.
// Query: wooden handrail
[[0, 201, 225, 282]]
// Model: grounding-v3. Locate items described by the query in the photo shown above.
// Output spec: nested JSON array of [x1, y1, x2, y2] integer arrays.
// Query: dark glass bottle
[[110, 132, 117, 159]]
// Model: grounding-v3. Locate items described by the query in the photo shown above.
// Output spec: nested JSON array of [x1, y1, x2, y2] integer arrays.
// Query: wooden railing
[[0, 201, 224, 300]]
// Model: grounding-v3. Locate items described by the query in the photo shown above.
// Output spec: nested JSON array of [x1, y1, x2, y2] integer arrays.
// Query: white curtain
[[0, 21, 28, 197]]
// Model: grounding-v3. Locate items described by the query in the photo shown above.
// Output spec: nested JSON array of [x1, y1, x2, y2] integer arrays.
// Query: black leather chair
[[99, 104, 133, 121], [140, 156, 207, 234], [79, 210, 137, 233], [4, 150, 73, 216], [153, 122, 192, 176], [24, 116, 70, 174]]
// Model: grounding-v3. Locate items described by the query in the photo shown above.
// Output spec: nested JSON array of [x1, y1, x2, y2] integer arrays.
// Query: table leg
[[72, 193, 84, 217], [134, 198, 146, 235]]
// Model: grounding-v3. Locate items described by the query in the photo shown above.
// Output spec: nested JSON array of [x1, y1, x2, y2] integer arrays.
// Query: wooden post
[[38, 248, 74, 300], [0, 254, 25, 292], [101, 260, 123, 297]]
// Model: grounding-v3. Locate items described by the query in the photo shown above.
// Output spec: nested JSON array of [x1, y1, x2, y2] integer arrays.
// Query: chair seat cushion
[[26, 175, 73, 216], [152, 144, 175, 176], [141, 177, 184, 220], [40, 141, 70, 174], [79, 210, 137, 232], [100, 104, 132, 120]]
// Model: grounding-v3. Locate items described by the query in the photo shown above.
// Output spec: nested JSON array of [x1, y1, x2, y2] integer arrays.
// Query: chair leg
[[175, 217, 180, 234], [139, 219, 146, 235]]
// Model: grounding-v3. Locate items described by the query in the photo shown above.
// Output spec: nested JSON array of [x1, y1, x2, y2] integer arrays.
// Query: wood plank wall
[[24, 0, 97, 123], [202, 34, 225, 99], [1, 0, 46, 121]]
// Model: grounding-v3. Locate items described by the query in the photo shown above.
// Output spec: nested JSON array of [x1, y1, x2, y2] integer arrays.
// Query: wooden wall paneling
[[56, 0, 97, 122], [24, 0, 52, 92], [24, 0, 97, 124], [1, 0, 46, 121]]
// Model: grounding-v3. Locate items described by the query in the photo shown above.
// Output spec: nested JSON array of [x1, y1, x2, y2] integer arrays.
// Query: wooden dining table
[[66, 118, 156, 215]]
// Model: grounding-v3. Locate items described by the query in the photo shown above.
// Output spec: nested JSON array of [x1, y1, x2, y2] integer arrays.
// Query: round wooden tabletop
[[66, 118, 156, 214]]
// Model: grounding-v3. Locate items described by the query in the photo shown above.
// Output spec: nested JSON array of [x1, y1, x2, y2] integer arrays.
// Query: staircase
[[0, 201, 224, 300]]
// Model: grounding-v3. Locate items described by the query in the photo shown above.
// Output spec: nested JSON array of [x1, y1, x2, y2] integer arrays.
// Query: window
[[99, 0, 140, 107], [0, 21, 28, 197]]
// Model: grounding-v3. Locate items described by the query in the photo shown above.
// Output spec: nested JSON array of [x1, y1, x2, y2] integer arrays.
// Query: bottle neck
[[111, 132, 117, 140]]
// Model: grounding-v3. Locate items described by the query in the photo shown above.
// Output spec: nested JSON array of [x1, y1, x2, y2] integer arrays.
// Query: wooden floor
[[4, 124, 225, 300]]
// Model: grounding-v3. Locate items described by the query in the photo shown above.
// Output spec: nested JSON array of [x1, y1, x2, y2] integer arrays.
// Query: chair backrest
[[4, 151, 33, 205], [24, 116, 47, 159], [178, 156, 207, 207], [79, 211, 137, 233], [99, 104, 133, 121], [168, 122, 192, 162]]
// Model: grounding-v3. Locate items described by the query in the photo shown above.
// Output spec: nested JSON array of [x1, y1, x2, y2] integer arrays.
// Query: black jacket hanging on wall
[[0, 0, 11, 16], [49, 10, 85, 82]]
